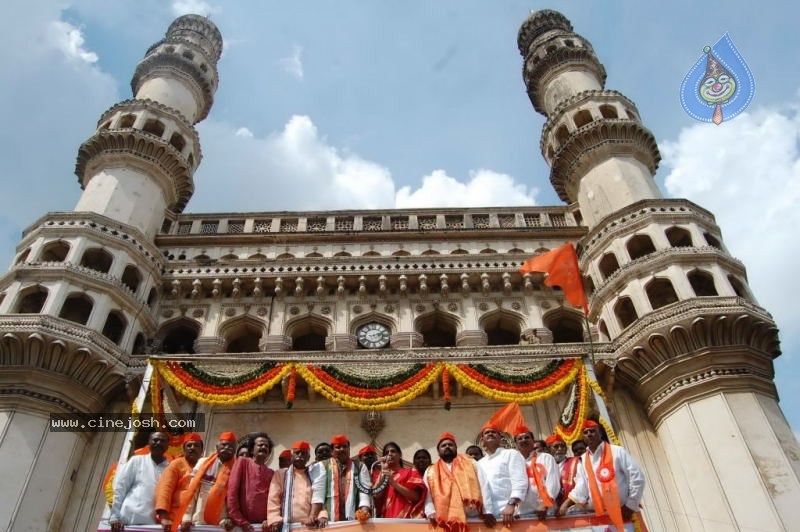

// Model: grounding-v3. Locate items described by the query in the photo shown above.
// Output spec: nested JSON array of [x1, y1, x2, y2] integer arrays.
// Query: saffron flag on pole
[[519, 243, 588, 315]]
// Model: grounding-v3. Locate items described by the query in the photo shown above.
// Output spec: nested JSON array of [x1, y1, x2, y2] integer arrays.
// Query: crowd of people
[[108, 420, 645, 531]]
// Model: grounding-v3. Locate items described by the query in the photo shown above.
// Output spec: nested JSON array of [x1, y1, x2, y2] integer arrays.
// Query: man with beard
[[558, 421, 645, 531], [477, 424, 528, 527], [424, 432, 494, 530], [110, 432, 171, 531], [514, 426, 560, 520], [155, 433, 205, 531], [179, 432, 238, 529], [309, 434, 371, 525], [546, 434, 579, 507], [267, 441, 319, 531], [227, 432, 275, 532]]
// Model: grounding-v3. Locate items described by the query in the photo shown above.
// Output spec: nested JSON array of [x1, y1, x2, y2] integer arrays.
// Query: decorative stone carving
[[361, 410, 385, 441]]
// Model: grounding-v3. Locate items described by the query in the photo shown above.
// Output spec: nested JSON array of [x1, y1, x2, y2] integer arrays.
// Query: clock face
[[357, 322, 391, 349]]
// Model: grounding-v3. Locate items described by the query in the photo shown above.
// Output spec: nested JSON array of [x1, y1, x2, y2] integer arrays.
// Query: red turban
[[438, 432, 456, 444], [481, 423, 500, 434], [184, 433, 202, 442], [331, 434, 349, 445], [514, 425, 533, 437], [545, 434, 564, 445], [583, 420, 599, 430], [279, 449, 292, 458], [292, 441, 311, 451], [358, 445, 377, 455], [218, 432, 237, 442]]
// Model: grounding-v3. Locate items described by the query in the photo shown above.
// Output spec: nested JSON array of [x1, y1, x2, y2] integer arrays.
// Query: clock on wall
[[356, 322, 391, 349]]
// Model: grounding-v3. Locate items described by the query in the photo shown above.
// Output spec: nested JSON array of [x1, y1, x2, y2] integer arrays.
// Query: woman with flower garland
[[372, 442, 426, 518]]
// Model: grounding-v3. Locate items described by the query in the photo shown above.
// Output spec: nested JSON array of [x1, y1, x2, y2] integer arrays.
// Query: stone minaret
[[0, 15, 221, 530], [519, 9, 800, 530]]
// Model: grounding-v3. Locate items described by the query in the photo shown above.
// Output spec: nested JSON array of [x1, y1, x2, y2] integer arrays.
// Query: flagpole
[[583, 310, 616, 439]]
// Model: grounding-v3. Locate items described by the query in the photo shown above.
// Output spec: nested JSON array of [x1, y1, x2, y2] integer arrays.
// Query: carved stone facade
[[0, 9, 798, 532]]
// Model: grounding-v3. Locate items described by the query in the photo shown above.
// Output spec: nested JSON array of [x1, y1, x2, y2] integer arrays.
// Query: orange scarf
[[525, 452, 554, 507], [584, 443, 624, 531], [176, 454, 235, 525], [428, 454, 483, 532]]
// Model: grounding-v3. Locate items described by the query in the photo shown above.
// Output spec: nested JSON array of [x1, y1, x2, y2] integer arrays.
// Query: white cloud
[[661, 101, 800, 343], [171, 0, 218, 17], [47, 21, 98, 64], [396, 169, 538, 208], [234, 127, 254, 138], [279, 45, 304, 80]]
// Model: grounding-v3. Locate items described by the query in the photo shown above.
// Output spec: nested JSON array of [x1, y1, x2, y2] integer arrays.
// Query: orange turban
[[545, 434, 564, 445], [218, 432, 237, 442], [184, 433, 203, 442], [292, 441, 311, 451], [331, 434, 349, 445], [514, 425, 533, 437], [438, 432, 456, 444], [358, 445, 377, 455], [583, 420, 599, 430], [279, 450, 292, 458], [481, 423, 500, 434]]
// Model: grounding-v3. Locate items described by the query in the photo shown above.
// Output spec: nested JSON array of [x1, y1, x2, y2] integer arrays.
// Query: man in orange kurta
[[155, 433, 204, 531]]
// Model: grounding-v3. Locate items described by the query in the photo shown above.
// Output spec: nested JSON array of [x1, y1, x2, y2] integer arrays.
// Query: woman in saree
[[373, 442, 426, 518]]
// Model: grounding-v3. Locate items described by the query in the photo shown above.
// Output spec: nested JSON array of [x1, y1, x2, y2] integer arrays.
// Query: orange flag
[[519, 243, 588, 315], [486, 402, 526, 435]]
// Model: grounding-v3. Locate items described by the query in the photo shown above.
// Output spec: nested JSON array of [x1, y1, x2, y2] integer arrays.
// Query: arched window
[[169, 132, 186, 152], [626, 234, 656, 260], [15, 248, 30, 264], [40, 240, 70, 262], [390, 250, 410, 257], [420, 249, 439, 256], [363, 250, 382, 257], [147, 287, 158, 308], [544, 312, 584, 343], [645, 278, 679, 310], [119, 114, 136, 128], [584, 275, 596, 296], [289, 318, 329, 351], [276, 253, 295, 260], [142, 119, 165, 137], [598, 320, 610, 341], [80, 248, 113, 273], [223, 319, 264, 353], [102, 311, 127, 344], [59, 293, 93, 325], [479, 248, 497, 254], [665, 226, 693, 247], [121, 265, 142, 293], [555, 124, 569, 146], [415, 312, 458, 347], [599, 104, 618, 119], [481, 311, 522, 346], [334, 251, 352, 257], [450, 249, 469, 255], [598, 252, 620, 280], [728, 275, 749, 299], [614, 297, 638, 329], [306, 252, 324, 258], [688, 270, 718, 296], [158, 319, 200, 354], [704, 232, 722, 249], [16, 286, 48, 314], [573, 109, 593, 128], [132, 333, 147, 355]]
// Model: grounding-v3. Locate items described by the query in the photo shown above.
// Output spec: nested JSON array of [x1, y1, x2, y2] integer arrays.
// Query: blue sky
[[1, 1, 798, 432]]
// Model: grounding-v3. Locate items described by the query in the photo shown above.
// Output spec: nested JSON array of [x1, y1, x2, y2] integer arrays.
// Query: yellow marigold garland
[[152, 360, 292, 406], [446, 360, 580, 403], [554, 364, 590, 444], [296, 363, 442, 410]]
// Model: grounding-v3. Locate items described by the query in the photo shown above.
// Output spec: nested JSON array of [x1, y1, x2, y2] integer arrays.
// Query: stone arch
[[421, 249, 439, 256], [626, 234, 656, 260], [40, 240, 71, 262], [349, 312, 398, 335], [573, 109, 593, 128], [665, 226, 693, 247], [555, 124, 569, 146], [102, 310, 127, 345], [285, 314, 333, 351], [507, 248, 526, 254], [15, 248, 31, 264], [479, 309, 524, 345], [169, 132, 186, 152], [121, 265, 142, 293], [414, 310, 460, 347], [132, 332, 147, 355], [543, 308, 584, 343], [688, 269, 718, 297], [614, 297, 638, 330], [728, 275, 750, 300], [156, 317, 201, 354], [221, 253, 239, 260], [15, 285, 49, 314], [334, 251, 352, 257], [479, 248, 497, 254], [119, 114, 136, 128], [219, 315, 265, 353], [645, 277, 679, 310], [80, 247, 113, 273], [58, 292, 94, 325], [599, 104, 618, 119], [276, 253, 295, 260], [598, 252, 620, 280], [598, 319, 610, 341], [147, 287, 158, 308], [306, 252, 324, 258], [248, 253, 267, 260], [704, 232, 722, 249], [450, 249, 469, 255], [391, 250, 410, 257], [142, 118, 165, 137]]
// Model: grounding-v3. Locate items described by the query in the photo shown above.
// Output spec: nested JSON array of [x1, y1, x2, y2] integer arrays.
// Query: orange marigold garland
[[286, 366, 297, 409], [442, 366, 452, 410]]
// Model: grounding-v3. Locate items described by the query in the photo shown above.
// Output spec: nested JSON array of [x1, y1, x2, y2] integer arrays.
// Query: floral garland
[[321, 363, 426, 388], [555, 364, 590, 444], [296, 363, 442, 410], [442, 367, 452, 410], [286, 367, 297, 409], [152, 360, 291, 406], [446, 359, 579, 403]]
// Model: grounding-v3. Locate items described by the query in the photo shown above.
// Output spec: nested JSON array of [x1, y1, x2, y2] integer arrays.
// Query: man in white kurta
[[559, 421, 645, 530], [109, 432, 170, 530], [476, 424, 528, 527], [514, 426, 560, 518]]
